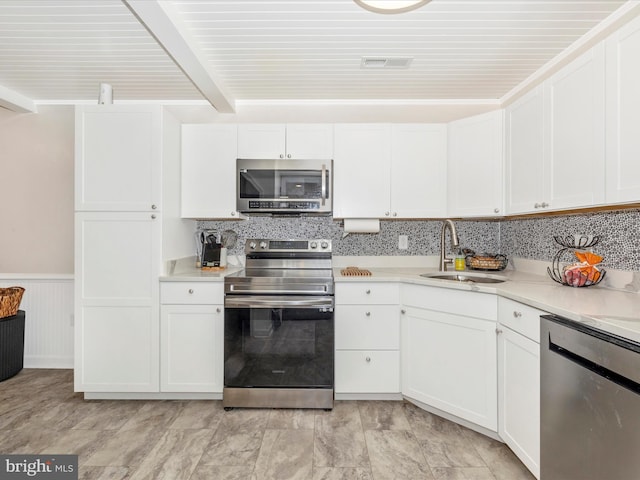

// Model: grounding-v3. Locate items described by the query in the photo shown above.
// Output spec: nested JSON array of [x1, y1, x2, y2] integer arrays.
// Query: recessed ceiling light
[[354, 0, 432, 14]]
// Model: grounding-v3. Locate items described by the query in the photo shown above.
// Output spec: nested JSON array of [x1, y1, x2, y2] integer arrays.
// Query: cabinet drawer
[[335, 282, 399, 305], [160, 282, 224, 305], [335, 305, 399, 350], [335, 350, 400, 394], [498, 297, 546, 343]]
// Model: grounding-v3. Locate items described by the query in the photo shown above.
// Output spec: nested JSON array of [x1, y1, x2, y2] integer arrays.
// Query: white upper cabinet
[[333, 124, 392, 218], [75, 105, 162, 212], [546, 43, 606, 210], [391, 124, 447, 218], [447, 110, 504, 217], [505, 86, 548, 215], [334, 123, 447, 219], [181, 124, 240, 219], [606, 15, 640, 204], [237, 123, 333, 159]]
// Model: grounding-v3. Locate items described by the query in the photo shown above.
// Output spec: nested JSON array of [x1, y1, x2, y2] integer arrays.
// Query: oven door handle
[[225, 295, 334, 309]]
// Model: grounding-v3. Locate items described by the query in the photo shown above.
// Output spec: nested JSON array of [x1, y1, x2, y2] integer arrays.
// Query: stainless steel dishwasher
[[541, 314, 640, 480]]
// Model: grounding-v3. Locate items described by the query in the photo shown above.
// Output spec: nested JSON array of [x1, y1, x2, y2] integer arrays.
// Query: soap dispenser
[[454, 249, 466, 271]]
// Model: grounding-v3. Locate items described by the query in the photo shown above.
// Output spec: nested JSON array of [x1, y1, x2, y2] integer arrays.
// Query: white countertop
[[161, 256, 640, 343]]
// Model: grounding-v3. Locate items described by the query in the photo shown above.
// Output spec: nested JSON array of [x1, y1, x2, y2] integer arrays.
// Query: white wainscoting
[[0, 275, 74, 368]]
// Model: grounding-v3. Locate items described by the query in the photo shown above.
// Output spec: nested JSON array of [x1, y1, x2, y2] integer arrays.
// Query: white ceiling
[[0, 0, 636, 113]]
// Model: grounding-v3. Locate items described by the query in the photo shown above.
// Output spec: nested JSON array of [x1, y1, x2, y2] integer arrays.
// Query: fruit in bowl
[[562, 251, 603, 287]]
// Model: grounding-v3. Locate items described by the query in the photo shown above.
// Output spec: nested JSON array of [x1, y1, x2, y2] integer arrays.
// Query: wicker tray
[[0, 287, 25, 319], [465, 254, 508, 271]]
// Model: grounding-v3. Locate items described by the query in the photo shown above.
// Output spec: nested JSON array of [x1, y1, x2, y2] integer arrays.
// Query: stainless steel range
[[223, 239, 334, 410]]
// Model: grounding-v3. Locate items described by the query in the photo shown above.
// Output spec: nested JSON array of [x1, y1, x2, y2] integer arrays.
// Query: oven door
[[224, 295, 334, 389]]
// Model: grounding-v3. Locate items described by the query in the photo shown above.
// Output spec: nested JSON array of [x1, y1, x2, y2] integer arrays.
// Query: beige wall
[[0, 106, 74, 273]]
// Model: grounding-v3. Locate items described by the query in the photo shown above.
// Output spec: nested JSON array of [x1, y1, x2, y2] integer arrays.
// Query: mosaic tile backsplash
[[200, 208, 640, 271]]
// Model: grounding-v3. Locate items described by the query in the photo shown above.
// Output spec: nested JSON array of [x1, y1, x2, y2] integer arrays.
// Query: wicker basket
[[0, 287, 25, 319], [466, 254, 508, 271]]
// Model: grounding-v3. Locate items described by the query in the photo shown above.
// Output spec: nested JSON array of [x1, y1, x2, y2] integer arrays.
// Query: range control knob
[[249, 241, 257, 250], [259, 241, 268, 249], [310, 241, 318, 249], [321, 241, 329, 249]]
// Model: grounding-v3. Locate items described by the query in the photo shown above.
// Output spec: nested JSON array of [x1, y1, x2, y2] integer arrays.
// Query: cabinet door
[[75, 105, 162, 212], [181, 124, 240, 219], [333, 124, 391, 218], [606, 15, 640, 204], [402, 306, 498, 430], [498, 326, 540, 479], [285, 124, 334, 159], [74, 211, 161, 392], [391, 124, 447, 218], [161, 305, 224, 393], [505, 86, 548, 214], [447, 110, 504, 217], [547, 44, 606, 210], [237, 124, 286, 159]]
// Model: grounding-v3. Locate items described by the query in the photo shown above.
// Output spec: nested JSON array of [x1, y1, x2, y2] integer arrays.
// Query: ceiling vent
[[361, 57, 413, 69]]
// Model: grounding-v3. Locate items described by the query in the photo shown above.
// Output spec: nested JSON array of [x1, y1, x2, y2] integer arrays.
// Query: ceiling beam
[[0, 84, 37, 113], [123, 0, 235, 113]]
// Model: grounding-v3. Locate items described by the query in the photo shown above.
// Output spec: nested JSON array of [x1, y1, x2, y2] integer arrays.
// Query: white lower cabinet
[[159, 282, 224, 393], [497, 297, 544, 479], [335, 283, 400, 395], [401, 285, 498, 431]]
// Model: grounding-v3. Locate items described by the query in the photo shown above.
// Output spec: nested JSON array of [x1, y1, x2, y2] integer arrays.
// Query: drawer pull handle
[[365, 356, 371, 362], [513, 311, 522, 318], [365, 311, 371, 317], [188, 289, 194, 294]]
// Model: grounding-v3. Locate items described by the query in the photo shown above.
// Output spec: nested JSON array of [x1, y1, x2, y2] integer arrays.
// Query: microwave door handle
[[321, 163, 327, 206]]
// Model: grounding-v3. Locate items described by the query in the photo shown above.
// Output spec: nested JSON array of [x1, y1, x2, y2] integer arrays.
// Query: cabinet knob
[[401, 309, 406, 314], [188, 289, 194, 294], [541, 202, 549, 208], [534, 203, 541, 209], [365, 311, 371, 317], [151, 204, 157, 210], [496, 328, 503, 334], [385, 212, 390, 216], [279, 154, 284, 159], [513, 311, 522, 318], [393, 212, 397, 217], [365, 356, 371, 362], [231, 211, 236, 216], [216, 307, 221, 313], [151, 214, 157, 219], [365, 289, 371, 294], [287, 154, 291, 158], [493, 208, 500, 214]]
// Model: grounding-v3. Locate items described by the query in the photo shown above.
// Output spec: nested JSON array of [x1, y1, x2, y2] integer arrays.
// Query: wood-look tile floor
[[0, 369, 535, 480]]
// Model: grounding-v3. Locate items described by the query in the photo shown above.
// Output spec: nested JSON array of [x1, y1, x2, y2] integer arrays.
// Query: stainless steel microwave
[[237, 158, 332, 214]]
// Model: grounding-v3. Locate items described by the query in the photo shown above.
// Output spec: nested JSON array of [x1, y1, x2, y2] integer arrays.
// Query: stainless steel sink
[[420, 271, 508, 284]]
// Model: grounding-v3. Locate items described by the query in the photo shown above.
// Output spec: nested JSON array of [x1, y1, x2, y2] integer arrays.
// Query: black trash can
[[0, 310, 25, 381]]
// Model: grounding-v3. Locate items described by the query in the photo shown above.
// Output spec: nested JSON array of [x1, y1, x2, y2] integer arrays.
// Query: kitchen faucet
[[439, 219, 460, 271]]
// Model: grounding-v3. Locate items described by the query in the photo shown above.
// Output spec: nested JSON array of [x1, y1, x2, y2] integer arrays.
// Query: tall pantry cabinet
[[74, 105, 192, 393]]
